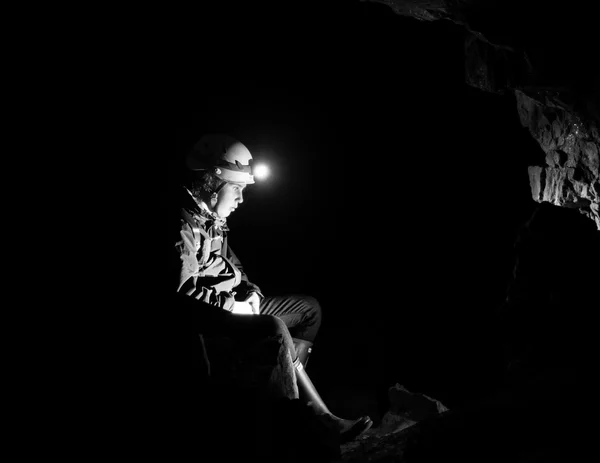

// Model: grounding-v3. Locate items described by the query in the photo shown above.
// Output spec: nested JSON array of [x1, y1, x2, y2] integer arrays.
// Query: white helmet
[[186, 133, 255, 184]]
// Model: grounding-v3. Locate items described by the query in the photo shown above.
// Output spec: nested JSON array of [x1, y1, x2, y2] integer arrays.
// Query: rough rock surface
[[364, 0, 600, 228], [380, 383, 448, 432], [195, 335, 309, 462], [340, 384, 449, 461], [518, 91, 600, 228], [201, 334, 298, 399], [334, 201, 598, 463]]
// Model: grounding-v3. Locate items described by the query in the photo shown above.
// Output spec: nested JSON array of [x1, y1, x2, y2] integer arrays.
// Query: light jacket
[[174, 187, 263, 311]]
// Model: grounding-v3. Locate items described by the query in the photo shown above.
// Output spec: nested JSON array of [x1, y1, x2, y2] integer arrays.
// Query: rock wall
[[518, 90, 599, 227], [364, 0, 600, 228]]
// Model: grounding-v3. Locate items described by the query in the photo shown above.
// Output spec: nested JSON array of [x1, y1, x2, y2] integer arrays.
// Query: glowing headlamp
[[253, 163, 270, 181]]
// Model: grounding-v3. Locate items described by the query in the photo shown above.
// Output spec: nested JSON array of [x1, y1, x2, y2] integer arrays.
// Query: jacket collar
[[184, 187, 229, 232]]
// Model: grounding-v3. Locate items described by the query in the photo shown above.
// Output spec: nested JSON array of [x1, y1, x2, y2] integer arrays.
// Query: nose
[[238, 190, 244, 204]]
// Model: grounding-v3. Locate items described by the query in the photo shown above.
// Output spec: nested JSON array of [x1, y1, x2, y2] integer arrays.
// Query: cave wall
[[364, 0, 600, 229]]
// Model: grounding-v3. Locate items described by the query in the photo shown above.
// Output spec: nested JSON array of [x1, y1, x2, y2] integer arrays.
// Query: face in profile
[[212, 182, 246, 218]]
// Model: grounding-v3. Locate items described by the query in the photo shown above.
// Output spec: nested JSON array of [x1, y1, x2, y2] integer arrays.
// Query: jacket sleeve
[[175, 217, 236, 312], [227, 246, 264, 301]]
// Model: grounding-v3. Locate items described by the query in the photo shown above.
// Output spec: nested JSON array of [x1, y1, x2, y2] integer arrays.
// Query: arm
[[175, 216, 236, 312], [227, 245, 264, 301]]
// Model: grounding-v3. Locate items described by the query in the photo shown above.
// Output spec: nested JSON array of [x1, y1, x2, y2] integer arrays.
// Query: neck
[[184, 186, 226, 224]]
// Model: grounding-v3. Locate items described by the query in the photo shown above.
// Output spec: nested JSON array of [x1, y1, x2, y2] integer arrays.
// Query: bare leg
[[293, 358, 373, 443]]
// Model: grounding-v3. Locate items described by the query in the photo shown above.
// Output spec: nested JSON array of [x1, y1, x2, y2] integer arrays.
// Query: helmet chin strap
[[210, 181, 227, 202], [209, 194, 218, 211], [208, 181, 229, 214], [199, 196, 225, 223]]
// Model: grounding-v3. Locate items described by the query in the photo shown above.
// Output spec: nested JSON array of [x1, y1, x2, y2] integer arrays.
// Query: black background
[[169, 1, 543, 410]]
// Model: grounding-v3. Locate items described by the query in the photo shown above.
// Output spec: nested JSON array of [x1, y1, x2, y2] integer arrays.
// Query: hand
[[231, 301, 254, 315], [245, 292, 261, 315]]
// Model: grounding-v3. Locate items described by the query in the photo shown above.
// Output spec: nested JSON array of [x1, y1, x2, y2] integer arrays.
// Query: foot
[[321, 414, 373, 444]]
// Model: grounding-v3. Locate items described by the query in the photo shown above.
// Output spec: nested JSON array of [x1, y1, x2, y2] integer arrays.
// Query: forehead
[[226, 182, 246, 190]]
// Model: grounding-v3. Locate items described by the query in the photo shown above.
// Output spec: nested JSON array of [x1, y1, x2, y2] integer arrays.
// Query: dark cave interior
[[180, 1, 599, 461]]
